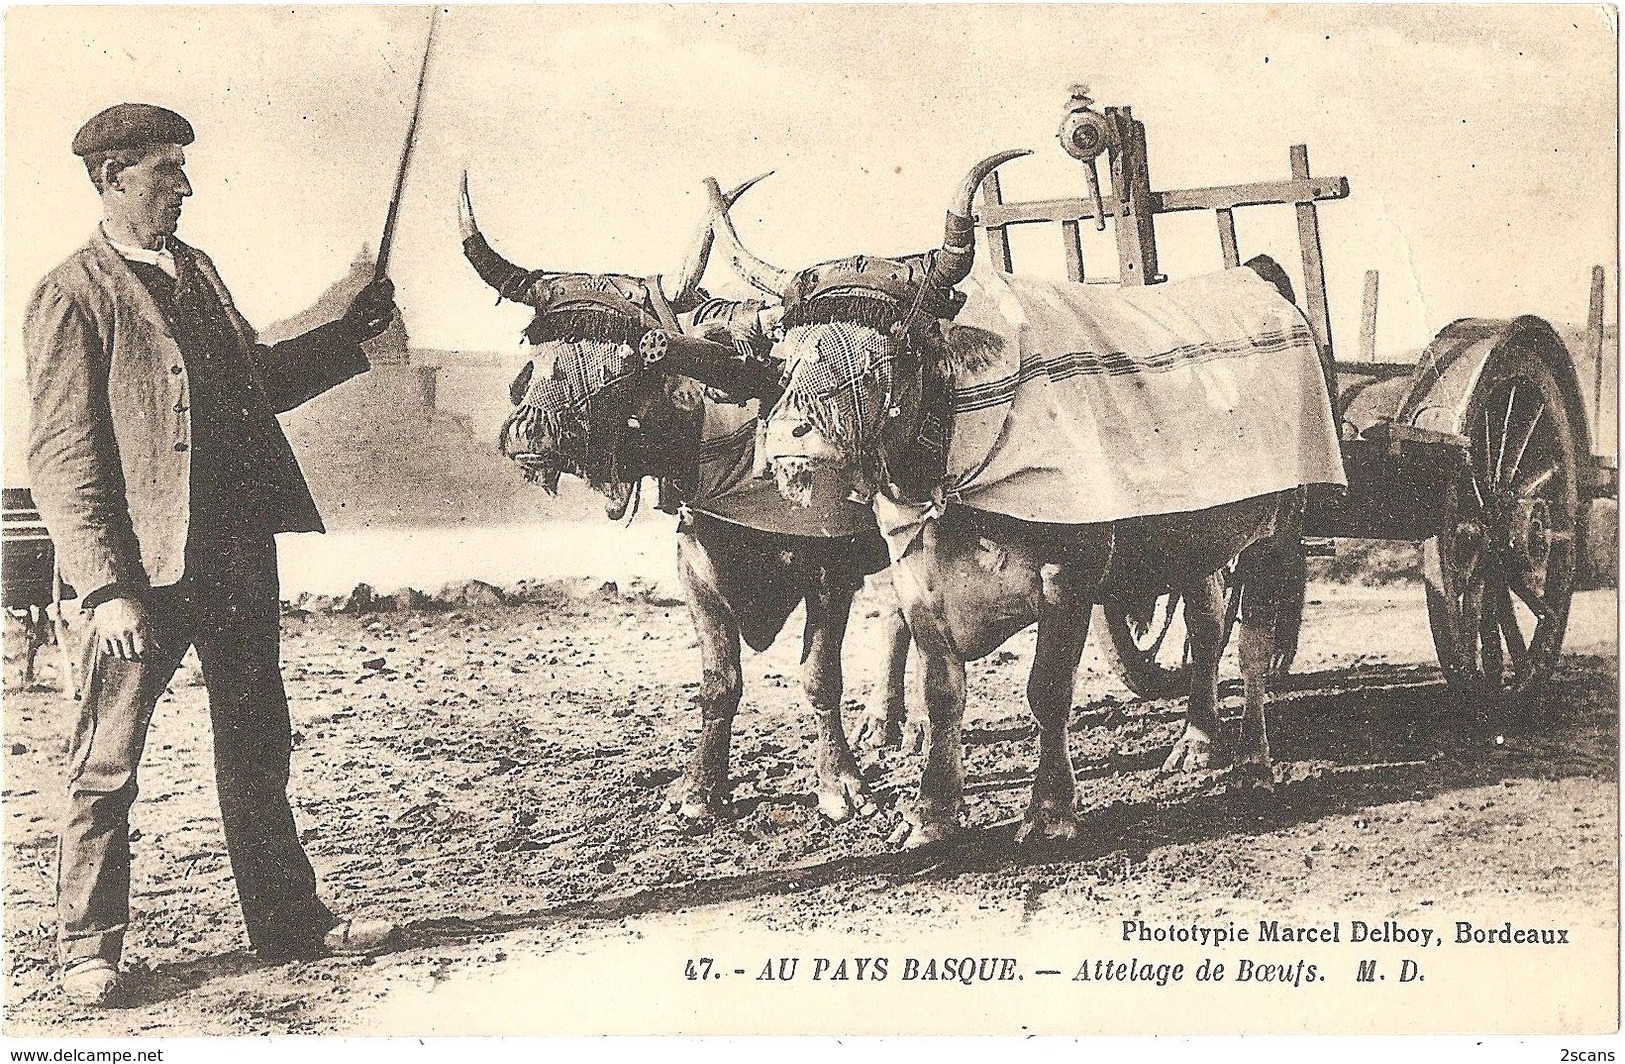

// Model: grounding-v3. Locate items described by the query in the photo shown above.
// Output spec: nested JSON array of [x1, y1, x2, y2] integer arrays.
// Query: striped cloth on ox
[[951, 327, 1314, 413], [871, 264, 1347, 561]]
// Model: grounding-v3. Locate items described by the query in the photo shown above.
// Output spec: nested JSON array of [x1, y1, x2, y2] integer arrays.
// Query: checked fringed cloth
[[875, 265, 1347, 559], [692, 398, 877, 538]]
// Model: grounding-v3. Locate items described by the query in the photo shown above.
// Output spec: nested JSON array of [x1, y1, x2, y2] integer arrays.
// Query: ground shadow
[[113, 651, 1615, 1005], [105, 953, 267, 1010], [398, 651, 1617, 945]]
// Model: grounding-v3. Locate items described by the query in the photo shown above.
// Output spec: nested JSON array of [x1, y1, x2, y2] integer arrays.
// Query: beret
[[71, 103, 194, 157]]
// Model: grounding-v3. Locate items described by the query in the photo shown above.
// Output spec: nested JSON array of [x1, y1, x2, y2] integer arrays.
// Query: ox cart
[[2, 487, 77, 691], [973, 96, 1617, 711]]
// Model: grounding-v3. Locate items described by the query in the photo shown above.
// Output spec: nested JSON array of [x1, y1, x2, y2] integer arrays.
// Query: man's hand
[[92, 597, 151, 662], [341, 278, 396, 341]]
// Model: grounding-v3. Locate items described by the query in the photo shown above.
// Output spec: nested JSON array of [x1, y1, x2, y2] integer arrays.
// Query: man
[[25, 102, 399, 1008]]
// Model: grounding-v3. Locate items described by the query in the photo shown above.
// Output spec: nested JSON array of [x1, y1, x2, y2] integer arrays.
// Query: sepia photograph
[[1, 3, 1618, 1047]]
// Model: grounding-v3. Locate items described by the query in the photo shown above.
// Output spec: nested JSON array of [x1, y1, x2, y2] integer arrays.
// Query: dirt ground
[[2, 578, 1617, 1036]]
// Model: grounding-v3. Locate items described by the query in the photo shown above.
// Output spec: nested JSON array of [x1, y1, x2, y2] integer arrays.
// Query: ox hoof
[[664, 778, 731, 827], [887, 809, 961, 850], [1161, 728, 1226, 774], [1015, 800, 1081, 846], [817, 772, 878, 823], [899, 719, 928, 756], [1230, 759, 1278, 792], [852, 710, 903, 751]]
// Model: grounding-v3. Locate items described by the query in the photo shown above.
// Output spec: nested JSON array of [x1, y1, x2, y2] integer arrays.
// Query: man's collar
[[100, 223, 177, 278]]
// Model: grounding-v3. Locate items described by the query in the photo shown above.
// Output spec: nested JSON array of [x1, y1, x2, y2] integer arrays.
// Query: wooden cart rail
[[975, 96, 1609, 712], [2, 486, 77, 694], [978, 176, 1349, 228], [974, 105, 1347, 396], [2, 487, 65, 609]]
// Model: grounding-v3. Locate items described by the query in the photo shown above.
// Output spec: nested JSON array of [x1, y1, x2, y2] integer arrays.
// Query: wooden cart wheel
[[1103, 550, 1305, 700], [1103, 592, 1189, 699], [1423, 347, 1579, 711]]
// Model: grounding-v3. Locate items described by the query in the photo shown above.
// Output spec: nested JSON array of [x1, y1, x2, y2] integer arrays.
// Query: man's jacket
[[24, 228, 369, 602]]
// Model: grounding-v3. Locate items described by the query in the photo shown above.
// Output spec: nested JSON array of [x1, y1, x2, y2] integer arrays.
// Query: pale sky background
[[4, 5, 1617, 391]]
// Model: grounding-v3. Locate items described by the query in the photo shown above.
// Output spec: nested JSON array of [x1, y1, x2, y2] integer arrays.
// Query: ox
[[708, 152, 1324, 847], [457, 175, 911, 824]]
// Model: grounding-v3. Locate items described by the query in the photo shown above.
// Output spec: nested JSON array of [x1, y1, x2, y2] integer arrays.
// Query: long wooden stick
[[1586, 265, 1605, 436], [375, 7, 440, 281], [1359, 269, 1380, 362]]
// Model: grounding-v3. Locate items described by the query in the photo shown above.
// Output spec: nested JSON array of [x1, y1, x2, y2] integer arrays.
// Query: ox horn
[[704, 175, 794, 300], [661, 171, 775, 308], [459, 170, 545, 305], [926, 149, 1032, 289]]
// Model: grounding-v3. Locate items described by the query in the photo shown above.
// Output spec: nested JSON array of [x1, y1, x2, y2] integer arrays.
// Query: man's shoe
[[256, 915, 398, 961], [321, 917, 396, 956], [60, 958, 120, 1008]]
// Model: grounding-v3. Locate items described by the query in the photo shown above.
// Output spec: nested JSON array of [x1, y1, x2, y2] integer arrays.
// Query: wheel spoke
[[1498, 590, 1530, 679], [1514, 459, 1559, 499], [1503, 404, 1544, 491], [1493, 384, 1517, 485], [1479, 585, 1504, 687], [1508, 571, 1551, 620], [1462, 564, 1488, 677], [1145, 593, 1180, 657]]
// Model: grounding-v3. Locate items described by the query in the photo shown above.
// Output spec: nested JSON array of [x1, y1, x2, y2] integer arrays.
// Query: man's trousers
[[55, 532, 333, 965]]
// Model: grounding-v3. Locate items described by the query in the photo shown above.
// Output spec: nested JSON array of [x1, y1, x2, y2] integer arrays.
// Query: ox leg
[[802, 587, 876, 822], [1162, 572, 1229, 773], [23, 608, 41, 683], [1233, 511, 1297, 788], [668, 536, 744, 822], [884, 556, 969, 848], [853, 585, 916, 752], [1015, 592, 1090, 844], [20, 606, 51, 683], [1235, 620, 1275, 785], [890, 644, 967, 848], [1233, 555, 1284, 787]]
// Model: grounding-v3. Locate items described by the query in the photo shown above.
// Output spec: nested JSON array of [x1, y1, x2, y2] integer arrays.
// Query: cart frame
[[971, 101, 1616, 709]]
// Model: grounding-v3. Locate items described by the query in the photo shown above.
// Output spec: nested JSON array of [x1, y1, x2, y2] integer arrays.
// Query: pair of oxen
[[459, 151, 1303, 848]]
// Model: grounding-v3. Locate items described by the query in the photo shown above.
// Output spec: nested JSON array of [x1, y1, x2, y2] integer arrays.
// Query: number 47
[[684, 958, 714, 980]]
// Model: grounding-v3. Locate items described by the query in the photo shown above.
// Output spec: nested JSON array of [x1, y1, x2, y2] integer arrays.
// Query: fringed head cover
[[506, 337, 642, 483]]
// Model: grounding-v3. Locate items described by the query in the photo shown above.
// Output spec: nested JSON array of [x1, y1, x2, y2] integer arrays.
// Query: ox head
[[461, 173, 768, 518], [705, 150, 1029, 507]]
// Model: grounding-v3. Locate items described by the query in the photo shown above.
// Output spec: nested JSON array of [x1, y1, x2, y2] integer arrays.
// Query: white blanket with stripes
[[875, 264, 1346, 557]]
